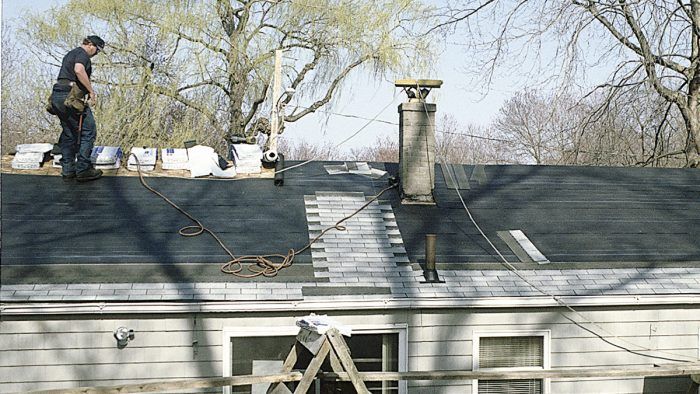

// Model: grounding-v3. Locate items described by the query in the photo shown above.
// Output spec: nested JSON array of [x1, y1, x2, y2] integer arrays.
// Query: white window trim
[[472, 329, 551, 394], [223, 323, 408, 394]]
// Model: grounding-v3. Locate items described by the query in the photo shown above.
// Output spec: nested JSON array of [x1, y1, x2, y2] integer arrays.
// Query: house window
[[472, 330, 550, 394], [224, 325, 407, 394]]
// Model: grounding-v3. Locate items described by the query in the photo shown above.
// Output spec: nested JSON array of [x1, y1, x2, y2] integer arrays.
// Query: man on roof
[[49, 35, 105, 182]]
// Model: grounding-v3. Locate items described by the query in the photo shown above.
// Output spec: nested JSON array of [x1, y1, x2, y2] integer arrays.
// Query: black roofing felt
[[2, 162, 699, 284]]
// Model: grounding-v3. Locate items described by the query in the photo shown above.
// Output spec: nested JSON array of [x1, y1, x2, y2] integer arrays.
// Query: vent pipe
[[423, 234, 441, 283]]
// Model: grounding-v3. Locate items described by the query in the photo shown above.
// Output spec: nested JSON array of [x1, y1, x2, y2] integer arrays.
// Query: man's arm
[[74, 63, 96, 106]]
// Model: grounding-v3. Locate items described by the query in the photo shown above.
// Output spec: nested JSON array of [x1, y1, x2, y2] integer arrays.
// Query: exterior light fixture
[[114, 326, 135, 348]]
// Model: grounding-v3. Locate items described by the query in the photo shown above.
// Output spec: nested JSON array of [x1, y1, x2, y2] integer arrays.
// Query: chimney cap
[[395, 79, 443, 89]]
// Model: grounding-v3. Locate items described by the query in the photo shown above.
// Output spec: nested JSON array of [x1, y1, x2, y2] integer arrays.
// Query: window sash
[[479, 336, 544, 369], [474, 333, 548, 394], [478, 379, 542, 394]]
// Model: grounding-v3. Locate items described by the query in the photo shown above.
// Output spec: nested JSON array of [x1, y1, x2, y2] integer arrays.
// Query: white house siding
[[1, 306, 699, 393]]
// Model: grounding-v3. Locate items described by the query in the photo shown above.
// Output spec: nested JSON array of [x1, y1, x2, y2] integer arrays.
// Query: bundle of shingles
[[161, 148, 189, 170], [91, 146, 123, 170], [127, 147, 157, 172], [230, 143, 262, 174], [11, 143, 54, 170]]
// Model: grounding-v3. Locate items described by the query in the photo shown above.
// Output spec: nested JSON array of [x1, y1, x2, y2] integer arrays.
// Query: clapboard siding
[[1, 306, 699, 393], [553, 377, 696, 394], [0, 329, 223, 350], [2, 378, 220, 394], [410, 340, 472, 357], [407, 380, 472, 393], [552, 334, 699, 353], [408, 355, 472, 371], [0, 346, 221, 367], [411, 308, 695, 326], [0, 361, 222, 382]]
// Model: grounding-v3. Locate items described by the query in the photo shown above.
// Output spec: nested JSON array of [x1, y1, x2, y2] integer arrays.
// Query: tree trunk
[[228, 83, 246, 138], [682, 103, 700, 167], [688, 0, 700, 167]]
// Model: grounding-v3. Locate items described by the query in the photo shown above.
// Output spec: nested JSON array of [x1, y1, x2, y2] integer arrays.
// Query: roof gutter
[[3, 294, 700, 316]]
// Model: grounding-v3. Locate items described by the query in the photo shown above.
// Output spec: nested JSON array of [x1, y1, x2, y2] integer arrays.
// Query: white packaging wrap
[[161, 148, 190, 170], [127, 147, 157, 171], [91, 146, 123, 165], [187, 145, 236, 178], [231, 143, 262, 173]]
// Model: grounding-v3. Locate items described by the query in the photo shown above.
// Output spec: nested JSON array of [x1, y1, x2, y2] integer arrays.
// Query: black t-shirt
[[57, 47, 91, 89]]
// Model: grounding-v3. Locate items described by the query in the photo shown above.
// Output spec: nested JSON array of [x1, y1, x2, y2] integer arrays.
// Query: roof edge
[[3, 294, 700, 316]]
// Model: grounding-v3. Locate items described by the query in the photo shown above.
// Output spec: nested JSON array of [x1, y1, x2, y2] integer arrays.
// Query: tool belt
[[64, 82, 88, 112], [47, 80, 88, 113]]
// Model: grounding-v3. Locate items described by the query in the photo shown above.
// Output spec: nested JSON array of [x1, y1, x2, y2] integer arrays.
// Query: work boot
[[76, 167, 103, 182], [62, 173, 76, 182]]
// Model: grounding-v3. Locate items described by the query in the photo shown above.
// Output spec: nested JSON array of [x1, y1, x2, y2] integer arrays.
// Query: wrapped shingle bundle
[[11, 143, 53, 170], [127, 147, 157, 172], [161, 148, 189, 170], [230, 143, 262, 174], [90, 146, 123, 169]]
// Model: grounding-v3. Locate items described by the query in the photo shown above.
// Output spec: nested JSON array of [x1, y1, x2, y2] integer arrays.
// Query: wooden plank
[[329, 348, 344, 373], [325, 329, 370, 394], [293, 339, 331, 394], [296, 329, 325, 355], [321, 362, 700, 381], [24, 363, 700, 394], [265, 342, 298, 394], [25, 372, 303, 394]]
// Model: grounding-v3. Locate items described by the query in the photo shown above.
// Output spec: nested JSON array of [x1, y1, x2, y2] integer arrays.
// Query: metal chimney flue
[[395, 79, 442, 205], [423, 234, 442, 283]]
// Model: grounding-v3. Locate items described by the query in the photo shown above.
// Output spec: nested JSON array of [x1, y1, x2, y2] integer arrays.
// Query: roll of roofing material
[[263, 149, 278, 163]]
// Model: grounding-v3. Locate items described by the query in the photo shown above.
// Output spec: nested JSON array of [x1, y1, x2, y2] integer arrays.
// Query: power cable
[[130, 153, 397, 278], [276, 90, 401, 175], [289, 105, 515, 143], [289, 105, 398, 125], [414, 83, 698, 364]]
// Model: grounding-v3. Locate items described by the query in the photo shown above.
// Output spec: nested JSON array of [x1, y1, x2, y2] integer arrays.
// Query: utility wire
[[289, 105, 514, 143], [276, 90, 401, 175], [414, 84, 698, 364], [289, 105, 399, 125]]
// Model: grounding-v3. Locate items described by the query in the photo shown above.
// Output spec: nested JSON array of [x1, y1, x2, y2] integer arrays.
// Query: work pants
[[50, 85, 96, 175]]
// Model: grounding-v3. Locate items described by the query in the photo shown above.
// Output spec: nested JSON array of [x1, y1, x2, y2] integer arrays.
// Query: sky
[[1, 0, 519, 152]]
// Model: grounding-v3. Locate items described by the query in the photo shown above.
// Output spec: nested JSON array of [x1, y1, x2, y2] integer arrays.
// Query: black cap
[[87, 35, 105, 51]]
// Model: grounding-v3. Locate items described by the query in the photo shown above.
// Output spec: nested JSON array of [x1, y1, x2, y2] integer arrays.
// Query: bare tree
[[22, 0, 434, 148], [436, 114, 504, 164], [350, 135, 399, 162], [1, 24, 57, 154], [435, 0, 700, 167], [277, 137, 338, 161], [491, 88, 687, 166], [493, 90, 577, 165], [345, 115, 503, 164]]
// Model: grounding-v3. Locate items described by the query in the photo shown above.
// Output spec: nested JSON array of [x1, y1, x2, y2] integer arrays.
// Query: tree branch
[[285, 55, 370, 122]]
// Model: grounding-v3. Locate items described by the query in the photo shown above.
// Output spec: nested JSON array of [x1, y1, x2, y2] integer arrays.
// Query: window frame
[[472, 329, 551, 394], [223, 323, 408, 394]]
